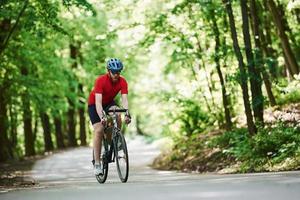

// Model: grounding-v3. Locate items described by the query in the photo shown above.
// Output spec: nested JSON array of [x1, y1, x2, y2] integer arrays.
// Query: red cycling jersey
[[88, 73, 128, 106]]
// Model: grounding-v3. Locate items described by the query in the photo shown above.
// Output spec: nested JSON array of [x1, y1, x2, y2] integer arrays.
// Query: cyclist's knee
[[93, 122, 105, 135]]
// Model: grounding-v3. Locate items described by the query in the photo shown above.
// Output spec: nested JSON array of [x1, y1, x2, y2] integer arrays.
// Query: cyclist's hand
[[100, 116, 107, 126], [125, 116, 131, 124], [125, 110, 131, 124]]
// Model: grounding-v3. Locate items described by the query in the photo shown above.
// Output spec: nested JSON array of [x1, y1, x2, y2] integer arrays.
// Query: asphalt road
[[1, 136, 300, 200]]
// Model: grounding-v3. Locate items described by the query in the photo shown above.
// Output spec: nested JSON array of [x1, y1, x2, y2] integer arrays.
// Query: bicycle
[[92, 108, 129, 183]]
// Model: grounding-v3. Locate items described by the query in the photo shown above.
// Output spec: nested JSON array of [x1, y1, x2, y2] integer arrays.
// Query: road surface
[[1, 136, 300, 200]]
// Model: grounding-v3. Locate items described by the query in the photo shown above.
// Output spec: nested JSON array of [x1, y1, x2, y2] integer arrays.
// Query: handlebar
[[107, 109, 128, 113]]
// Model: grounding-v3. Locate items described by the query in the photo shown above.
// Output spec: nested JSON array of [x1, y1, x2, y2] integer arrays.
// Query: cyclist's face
[[109, 70, 120, 82]]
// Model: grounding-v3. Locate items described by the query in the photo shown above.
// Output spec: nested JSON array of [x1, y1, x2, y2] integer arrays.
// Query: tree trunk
[[277, 2, 300, 57], [266, 0, 299, 76], [0, 86, 11, 162], [0, 19, 12, 162], [250, 0, 276, 106], [0, 19, 11, 51], [78, 84, 87, 146], [211, 11, 232, 131], [9, 104, 18, 150], [21, 67, 35, 156], [294, 9, 300, 24], [67, 43, 78, 147], [223, 0, 256, 135], [241, 0, 264, 124], [22, 96, 35, 156], [67, 102, 77, 147], [33, 113, 38, 142], [40, 112, 54, 152], [54, 116, 65, 149]]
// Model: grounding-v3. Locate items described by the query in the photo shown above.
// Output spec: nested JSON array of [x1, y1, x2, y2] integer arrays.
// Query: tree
[[210, 7, 232, 130], [240, 0, 264, 124], [40, 112, 54, 152], [21, 67, 35, 156], [249, 0, 276, 106], [266, 0, 299, 77], [223, 0, 256, 135]]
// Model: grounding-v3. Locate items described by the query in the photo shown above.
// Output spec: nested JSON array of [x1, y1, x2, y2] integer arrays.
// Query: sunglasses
[[110, 70, 121, 75]]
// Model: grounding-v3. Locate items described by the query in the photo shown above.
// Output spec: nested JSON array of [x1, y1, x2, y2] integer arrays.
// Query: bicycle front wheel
[[95, 138, 109, 184], [114, 132, 129, 183]]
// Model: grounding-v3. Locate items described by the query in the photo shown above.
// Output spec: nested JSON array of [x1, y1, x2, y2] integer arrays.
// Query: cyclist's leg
[[93, 122, 105, 164], [88, 104, 105, 164]]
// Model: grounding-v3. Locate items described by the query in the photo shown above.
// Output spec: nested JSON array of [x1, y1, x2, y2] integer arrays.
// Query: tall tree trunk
[[241, 0, 264, 124], [277, 2, 300, 57], [223, 0, 256, 135], [54, 116, 65, 149], [78, 85, 86, 146], [211, 11, 232, 131], [0, 19, 12, 162], [250, 0, 276, 106], [0, 86, 11, 162], [40, 112, 54, 152], [21, 67, 35, 156], [67, 101, 77, 147], [266, 0, 299, 76], [222, 11, 235, 121], [67, 43, 78, 147], [75, 43, 87, 146], [22, 95, 35, 156]]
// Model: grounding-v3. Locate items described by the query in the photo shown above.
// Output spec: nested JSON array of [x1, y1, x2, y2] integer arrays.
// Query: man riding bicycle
[[88, 58, 131, 176]]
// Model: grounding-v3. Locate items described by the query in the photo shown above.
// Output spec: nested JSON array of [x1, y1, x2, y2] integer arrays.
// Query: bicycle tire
[[114, 131, 129, 183], [94, 138, 109, 184]]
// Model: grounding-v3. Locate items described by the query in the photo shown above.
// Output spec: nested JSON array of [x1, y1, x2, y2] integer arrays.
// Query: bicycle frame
[[104, 109, 127, 163]]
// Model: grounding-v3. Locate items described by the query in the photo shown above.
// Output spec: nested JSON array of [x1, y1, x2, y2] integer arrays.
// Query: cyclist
[[88, 58, 131, 176]]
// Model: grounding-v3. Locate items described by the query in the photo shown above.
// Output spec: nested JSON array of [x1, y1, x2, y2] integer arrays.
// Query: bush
[[173, 98, 215, 136], [210, 123, 300, 172], [275, 75, 300, 105]]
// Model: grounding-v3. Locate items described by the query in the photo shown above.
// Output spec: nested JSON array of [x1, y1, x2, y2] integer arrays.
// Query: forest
[[0, 0, 300, 173]]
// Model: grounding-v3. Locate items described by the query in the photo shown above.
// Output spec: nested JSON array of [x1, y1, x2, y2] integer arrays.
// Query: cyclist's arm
[[95, 93, 104, 118], [121, 94, 129, 110]]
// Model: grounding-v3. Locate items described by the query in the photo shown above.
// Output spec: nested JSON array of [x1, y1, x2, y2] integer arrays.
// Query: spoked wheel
[[93, 138, 109, 184], [114, 131, 129, 183]]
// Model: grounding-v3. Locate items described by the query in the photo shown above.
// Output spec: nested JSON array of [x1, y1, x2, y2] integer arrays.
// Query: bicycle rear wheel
[[94, 138, 109, 184], [114, 131, 129, 183]]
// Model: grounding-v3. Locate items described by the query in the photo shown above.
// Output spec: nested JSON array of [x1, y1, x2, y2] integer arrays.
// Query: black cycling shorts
[[88, 101, 117, 125]]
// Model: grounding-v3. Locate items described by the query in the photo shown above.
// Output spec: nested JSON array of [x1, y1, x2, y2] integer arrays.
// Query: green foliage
[[210, 123, 300, 172], [172, 98, 214, 137], [274, 75, 300, 105], [0, 0, 114, 159]]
